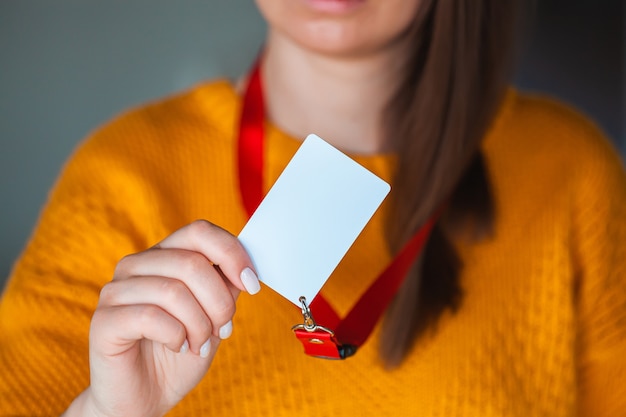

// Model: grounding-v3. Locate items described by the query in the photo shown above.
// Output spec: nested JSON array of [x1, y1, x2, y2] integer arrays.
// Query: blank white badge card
[[238, 134, 390, 306]]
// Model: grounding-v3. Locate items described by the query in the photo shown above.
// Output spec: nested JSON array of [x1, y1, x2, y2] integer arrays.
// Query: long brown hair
[[380, 0, 520, 366]]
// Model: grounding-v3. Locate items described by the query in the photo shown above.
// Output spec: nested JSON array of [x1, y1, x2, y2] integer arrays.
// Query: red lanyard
[[237, 60, 437, 359]]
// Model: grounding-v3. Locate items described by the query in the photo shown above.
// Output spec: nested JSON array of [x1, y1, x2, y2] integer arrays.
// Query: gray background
[[1, 1, 624, 289]]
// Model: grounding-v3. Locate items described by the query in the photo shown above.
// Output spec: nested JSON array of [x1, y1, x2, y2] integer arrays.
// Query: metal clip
[[291, 296, 334, 335]]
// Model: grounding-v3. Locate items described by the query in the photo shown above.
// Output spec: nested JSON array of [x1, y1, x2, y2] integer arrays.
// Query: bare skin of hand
[[62, 220, 261, 417]]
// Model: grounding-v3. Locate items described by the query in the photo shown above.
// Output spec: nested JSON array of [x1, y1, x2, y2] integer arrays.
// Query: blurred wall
[[0, 0, 623, 288], [0, 1, 266, 286], [514, 0, 623, 150]]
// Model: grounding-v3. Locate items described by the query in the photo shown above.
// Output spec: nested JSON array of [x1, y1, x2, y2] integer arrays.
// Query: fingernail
[[219, 320, 233, 339], [200, 339, 211, 358], [241, 267, 261, 295], [180, 340, 189, 354]]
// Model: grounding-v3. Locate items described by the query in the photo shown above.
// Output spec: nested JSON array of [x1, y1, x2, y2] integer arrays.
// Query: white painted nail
[[219, 320, 233, 339], [200, 339, 211, 358], [179, 340, 189, 354], [241, 267, 261, 295]]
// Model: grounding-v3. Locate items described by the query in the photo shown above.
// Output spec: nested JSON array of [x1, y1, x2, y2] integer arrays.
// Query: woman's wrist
[[61, 388, 102, 417]]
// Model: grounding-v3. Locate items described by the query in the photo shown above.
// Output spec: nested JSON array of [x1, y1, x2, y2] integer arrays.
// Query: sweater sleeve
[[0, 124, 159, 415], [571, 126, 626, 416]]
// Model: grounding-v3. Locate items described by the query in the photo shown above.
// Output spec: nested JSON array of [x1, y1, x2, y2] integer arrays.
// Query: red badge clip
[[291, 297, 357, 360]]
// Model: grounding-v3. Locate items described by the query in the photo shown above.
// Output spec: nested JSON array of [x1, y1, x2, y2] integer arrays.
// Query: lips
[[303, 0, 366, 14]]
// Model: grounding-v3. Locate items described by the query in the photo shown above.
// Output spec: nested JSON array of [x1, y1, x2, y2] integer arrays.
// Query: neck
[[260, 30, 407, 154]]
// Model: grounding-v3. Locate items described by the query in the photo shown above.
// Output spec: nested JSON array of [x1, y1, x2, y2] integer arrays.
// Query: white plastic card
[[238, 134, 390, 306]]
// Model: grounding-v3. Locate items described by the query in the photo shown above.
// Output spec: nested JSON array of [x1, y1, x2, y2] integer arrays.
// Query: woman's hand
[[63, 220, 261, 417]]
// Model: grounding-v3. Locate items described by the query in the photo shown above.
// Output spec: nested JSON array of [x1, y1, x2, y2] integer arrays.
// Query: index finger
[[155, 220, 261, 295]]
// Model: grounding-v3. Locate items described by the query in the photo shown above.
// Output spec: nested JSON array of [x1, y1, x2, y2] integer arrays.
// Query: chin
[[289, 21, 388, 58], [256, 0, 421, 59]]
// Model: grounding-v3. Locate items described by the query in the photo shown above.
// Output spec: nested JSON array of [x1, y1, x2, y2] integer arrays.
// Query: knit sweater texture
[[1, 80, 625, 416]]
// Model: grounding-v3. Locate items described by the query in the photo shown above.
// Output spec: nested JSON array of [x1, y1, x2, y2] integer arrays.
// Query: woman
[[1, 0, 625, 416]]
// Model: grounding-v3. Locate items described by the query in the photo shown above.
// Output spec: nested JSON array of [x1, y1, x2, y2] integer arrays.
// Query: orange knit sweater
[[1, 81, 625, 416]]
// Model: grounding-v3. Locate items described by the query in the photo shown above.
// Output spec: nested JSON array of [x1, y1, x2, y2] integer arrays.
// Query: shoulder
[[115, 78, 238, 130], [482, 89, 626, 243], [487, 89, 619, 158], [54, 79, 241, 203], [78, 79, 240, 159], [484, 89, 625, 188]]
